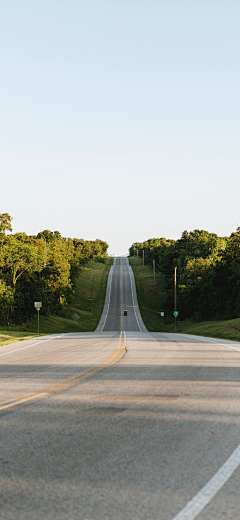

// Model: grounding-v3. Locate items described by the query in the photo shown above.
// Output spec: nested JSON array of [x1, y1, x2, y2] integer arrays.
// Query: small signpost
[[153, 259, 155, 292], [72, 313, 80, 330], [173, 310, 179, 333], [161, 311, 164, 324], [34, 302, 42, 335]]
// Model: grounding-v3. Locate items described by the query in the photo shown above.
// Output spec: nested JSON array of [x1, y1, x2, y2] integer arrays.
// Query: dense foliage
[[0, 214, 108, 325], [129, 228, 240, 321]]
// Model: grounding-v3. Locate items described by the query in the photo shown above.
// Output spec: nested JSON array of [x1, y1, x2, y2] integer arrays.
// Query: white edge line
[[128, 265, 142, 332], [172, 444, 240, 520], [0, 334, 66, 358], [171, 332, 240, 353], [101, 265, 114, 332], [169, 332, 240, 520]]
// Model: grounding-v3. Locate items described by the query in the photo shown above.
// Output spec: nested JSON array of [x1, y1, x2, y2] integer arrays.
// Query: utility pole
[[137, 248, 138, 265], [153, 259, 155, 292], [134, 246, 135, 257], [143, 249, 144, 267], [174, 266, 177, 332]]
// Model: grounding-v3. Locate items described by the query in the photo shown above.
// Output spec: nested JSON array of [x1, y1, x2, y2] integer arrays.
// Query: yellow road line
[[0, 332, 123, 407], [0, 332, 127, 412]]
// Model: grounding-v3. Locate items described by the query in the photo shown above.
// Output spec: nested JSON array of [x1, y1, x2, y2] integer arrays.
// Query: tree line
[[129, 228, 240, 321], [0, 214, 108, 326]]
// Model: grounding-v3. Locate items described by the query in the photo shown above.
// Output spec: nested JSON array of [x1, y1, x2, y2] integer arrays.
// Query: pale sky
[[1, 0, 240, 255]]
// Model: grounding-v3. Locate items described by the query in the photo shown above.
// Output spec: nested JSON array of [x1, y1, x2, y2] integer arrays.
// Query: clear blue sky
[[1, 0, 240, 254]]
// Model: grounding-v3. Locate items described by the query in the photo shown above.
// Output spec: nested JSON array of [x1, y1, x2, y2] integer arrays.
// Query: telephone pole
[[174, 266, 177, 332], [143, 249, 144, 267], [137, 248, 138, 265], [153, 259, 155, 292]]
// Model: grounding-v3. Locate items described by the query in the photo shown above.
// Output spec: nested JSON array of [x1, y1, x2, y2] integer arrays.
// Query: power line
[[141, 251, 175, 274], [144, 254, 172, 277], [225, 217, 240, 235], [133, 240, 226, 278], [154, 259, 175, 273]]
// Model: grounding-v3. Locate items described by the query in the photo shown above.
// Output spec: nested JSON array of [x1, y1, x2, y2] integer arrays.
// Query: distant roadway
[[1, 257, 240, 520], [96, 257, 147, 332]]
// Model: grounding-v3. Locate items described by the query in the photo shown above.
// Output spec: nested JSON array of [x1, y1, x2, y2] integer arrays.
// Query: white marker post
[[34, 302, 42, 335], [153, 259, 155, 292], [161, 311, 164, 324]]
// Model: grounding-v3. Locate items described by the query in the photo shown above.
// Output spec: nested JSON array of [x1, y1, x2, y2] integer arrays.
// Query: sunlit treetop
[[0, 213, 12, 234]]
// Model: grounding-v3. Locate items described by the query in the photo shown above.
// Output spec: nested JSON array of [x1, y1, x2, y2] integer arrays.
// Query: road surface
[[96, 257, 147, 332], [1, 257, 240, 520]]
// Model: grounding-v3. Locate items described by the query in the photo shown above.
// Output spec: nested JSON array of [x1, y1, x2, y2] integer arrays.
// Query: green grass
[[129, 256, 240, 342], [0, 331, 41, 347], [159, 318, 240, 342], [129, 256, 167, 330], [0, 258, 113, 344]]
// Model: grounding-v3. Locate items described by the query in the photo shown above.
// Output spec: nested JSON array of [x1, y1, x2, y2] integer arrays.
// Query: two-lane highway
[[1, 257, 240, 520], [96, 257, 147, 332]]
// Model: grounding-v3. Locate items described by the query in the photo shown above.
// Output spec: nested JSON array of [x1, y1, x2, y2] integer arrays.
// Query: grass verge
[[0, 332, 40, 347], [129, 256, 167, 330], [129, 256, 240, 342], [0, 258, 113, 344]]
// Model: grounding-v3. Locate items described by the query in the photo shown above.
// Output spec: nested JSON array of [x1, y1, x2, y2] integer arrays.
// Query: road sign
[[161, 312, 164, 317], [34, 302, 42, 334], [173, 311, 179, 317], [72, 313, 80, 330], [34, 302, 42, 310], [72, 313, 80, 322]]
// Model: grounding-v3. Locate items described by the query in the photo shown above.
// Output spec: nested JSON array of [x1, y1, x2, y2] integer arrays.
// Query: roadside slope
[[129, 255, 240, 342], [0, 258, 113, 343]]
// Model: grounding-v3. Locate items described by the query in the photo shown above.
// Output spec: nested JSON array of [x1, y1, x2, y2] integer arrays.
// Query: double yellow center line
[[0, 332, 127, 413]]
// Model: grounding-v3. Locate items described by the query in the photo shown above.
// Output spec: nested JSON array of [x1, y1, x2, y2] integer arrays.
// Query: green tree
[[0, 280, 13, 325], [0, 236, 44, 296], [0, 213, 12, 235]]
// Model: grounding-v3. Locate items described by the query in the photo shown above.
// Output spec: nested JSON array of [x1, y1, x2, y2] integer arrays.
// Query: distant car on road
[[124, 309, 128, 316]]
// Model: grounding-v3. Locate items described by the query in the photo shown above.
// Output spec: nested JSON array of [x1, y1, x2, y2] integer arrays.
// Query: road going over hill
[[1, 257, 240, 520], [96, 257, 148, 332]]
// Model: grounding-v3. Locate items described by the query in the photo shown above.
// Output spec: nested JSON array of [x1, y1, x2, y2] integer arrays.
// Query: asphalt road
[[96, 257, 147, 332], [1, 257, 240, 520]]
